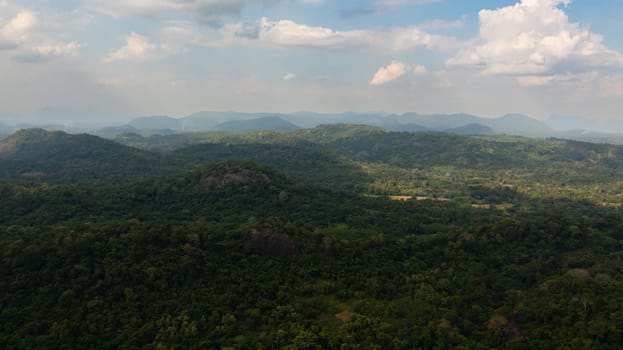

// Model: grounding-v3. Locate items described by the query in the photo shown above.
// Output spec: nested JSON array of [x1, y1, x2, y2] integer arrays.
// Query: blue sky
[[0, 0, 622, 120]]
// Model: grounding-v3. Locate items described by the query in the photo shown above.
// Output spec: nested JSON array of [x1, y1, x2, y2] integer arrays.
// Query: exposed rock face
[[201, 168, 270, 189], [250, 228, 296, 257], [322, 236, 338, 257], [334, 310, 353, 322]]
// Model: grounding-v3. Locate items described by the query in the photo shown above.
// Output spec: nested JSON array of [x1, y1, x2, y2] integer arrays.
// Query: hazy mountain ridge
[[214, 116, 300, 132], [4, 111, 623, 143], [112, 111, 615, 140]]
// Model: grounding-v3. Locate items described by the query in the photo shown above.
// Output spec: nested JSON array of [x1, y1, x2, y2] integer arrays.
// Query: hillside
[[0, 161, 354, 226], [115, 124, 623, 204], [2, 161, 623, 348], [0, 129, 170, 183], [6, 124, 623, 204], [174, 143, 367, 191]]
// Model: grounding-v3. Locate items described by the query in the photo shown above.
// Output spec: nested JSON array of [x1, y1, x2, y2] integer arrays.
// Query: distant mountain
[[391, 113, 550, 136], [486, 114, 552, 136], [397, 113, 483, 130], [183, 111, 272, 130], [127, 112, 298, 132], [125, 111, 549, 136], [285, 112, 388, 128], [444, 123, 493, 135], [0, 129, 167, 183], [128, 116, 182, 130], [213, 116, 300, 132], [93, 125, 177, 139], [109, 110, 623, 140], [546, 115, 623, 133]]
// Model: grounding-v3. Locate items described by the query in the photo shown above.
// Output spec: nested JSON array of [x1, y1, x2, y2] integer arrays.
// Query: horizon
[[0, 109, 609, 125]]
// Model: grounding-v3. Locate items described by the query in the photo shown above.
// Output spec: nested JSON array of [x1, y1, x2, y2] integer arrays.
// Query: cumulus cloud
[[412, 64, 428, 75], [246, 17, 458, 51], [370, 61, 430, 85], [0, 9, 81, 61], [283, 73, 295, 81], [87, 0, 282, 27], [0, 10, 37, 46], [104, 33, 182, 63], [14, 41, 81, 63], [447, 0, 623, 79], [370, 61, 407, 85], [257, 18, 373, 49]]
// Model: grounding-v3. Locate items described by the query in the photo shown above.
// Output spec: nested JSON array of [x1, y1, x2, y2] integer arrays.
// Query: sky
[[0, 0, 622, 121]]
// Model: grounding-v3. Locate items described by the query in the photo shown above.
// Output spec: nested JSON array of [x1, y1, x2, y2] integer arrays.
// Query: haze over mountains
[[2, 111, 623, 144]]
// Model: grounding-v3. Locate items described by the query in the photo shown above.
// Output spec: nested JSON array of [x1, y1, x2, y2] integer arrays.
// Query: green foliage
[[2, 126, 623, 348]]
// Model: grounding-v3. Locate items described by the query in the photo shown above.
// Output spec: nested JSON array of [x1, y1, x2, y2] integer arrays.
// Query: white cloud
[[258, 18, 374, 49], [35, 41, 80, 57], [412, 64, 428, 75], [246, 17, 458, 51], [283, 73, 295, 81], [370, 61, 409, 85], [104, 33, 178, 63], [370, 61, 430, 85], [447, 0, 623, 79], [0, 9, 82, 62], [0, 10, 37, 45]]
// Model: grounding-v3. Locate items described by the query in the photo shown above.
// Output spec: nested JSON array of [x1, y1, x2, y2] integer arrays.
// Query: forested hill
[[115, 124, 623, 203], [118, 123, 623, 170], [0, 128, 170, 182], [2, 161, 623, 348], [4, 126, 623, 205], [0, 161, 373, 228]]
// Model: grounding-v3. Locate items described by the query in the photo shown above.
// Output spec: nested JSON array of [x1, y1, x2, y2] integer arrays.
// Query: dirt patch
[[389, 195, 413, 201], [567, 268, 590, 280]]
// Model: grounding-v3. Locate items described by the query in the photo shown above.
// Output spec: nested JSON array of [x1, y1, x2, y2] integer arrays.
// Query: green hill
[[174, 143, 368, 191], [0, 129, 169, 183], [113, 124, 623, 204]]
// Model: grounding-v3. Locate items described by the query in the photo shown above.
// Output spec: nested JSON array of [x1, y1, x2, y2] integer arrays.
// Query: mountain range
[[3, 111, 623, 144]]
